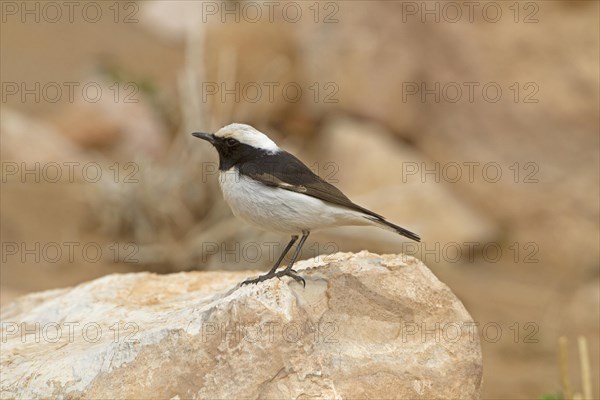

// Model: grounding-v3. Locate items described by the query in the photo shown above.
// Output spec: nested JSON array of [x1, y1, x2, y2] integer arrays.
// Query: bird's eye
[[226, 138, 237, 146]]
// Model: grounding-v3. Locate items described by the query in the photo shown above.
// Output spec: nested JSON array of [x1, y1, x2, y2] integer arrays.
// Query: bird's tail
[[365, 216, 421, 242]]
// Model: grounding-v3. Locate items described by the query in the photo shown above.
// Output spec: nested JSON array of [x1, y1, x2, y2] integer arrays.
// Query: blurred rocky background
[[1, 1, 598, 399]]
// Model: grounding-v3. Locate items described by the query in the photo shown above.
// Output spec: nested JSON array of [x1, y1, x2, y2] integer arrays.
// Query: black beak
[[192, 132, 216, 144]]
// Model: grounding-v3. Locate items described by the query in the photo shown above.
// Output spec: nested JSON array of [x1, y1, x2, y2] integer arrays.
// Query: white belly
[[218, 168, 368, 234]]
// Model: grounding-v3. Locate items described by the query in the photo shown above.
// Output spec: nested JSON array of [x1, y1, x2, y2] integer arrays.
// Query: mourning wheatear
[[193, 123, 420, 286]]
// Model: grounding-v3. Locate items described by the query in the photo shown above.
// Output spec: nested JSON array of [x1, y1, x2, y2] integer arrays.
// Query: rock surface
[[1, 252, 482, 399]]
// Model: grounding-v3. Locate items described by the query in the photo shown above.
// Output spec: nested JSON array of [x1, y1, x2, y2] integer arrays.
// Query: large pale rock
[[1, 252, 482, 399]]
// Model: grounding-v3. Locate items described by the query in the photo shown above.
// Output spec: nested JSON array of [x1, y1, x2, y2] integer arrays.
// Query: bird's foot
[[275, 269, 306, 287], [240, 269, 305, 287], [240, 272, 277, 286]]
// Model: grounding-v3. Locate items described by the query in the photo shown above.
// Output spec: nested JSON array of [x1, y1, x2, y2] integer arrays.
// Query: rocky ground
[[1, 252, 482, 399]]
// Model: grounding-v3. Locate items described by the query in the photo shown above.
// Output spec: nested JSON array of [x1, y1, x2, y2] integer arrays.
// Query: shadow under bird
[[192, 123, 420, 286]]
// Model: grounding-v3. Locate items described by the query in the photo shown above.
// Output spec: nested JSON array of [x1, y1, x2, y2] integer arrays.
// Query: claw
[[275, 269, 306, 287], [240, 269, 305, 287], [240, 273, 276, 286]]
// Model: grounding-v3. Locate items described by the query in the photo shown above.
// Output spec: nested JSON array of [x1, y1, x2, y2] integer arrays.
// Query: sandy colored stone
[[0, 108, 84, 164], [314, 116, 498, 251], [1, 252, 482, 399], [51, 80, 169, 161]]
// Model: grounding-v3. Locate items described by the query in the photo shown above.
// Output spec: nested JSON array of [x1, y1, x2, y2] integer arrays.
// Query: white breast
[[218, 168, 369, 234]]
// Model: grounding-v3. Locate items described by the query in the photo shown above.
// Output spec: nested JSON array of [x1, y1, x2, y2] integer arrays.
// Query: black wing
[[238, 151, 384, 218]]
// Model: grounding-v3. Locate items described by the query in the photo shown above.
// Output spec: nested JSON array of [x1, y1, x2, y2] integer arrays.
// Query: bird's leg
[[266, 235, 298, 275], [241, 235, 298, 285], [275, 231, 310, 287]]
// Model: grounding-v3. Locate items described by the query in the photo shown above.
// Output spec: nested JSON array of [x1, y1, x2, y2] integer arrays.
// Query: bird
[[192, 123, 420, 286]]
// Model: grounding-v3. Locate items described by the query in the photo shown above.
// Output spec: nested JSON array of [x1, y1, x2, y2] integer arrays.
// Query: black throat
[[211, 137, 272, 171]]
